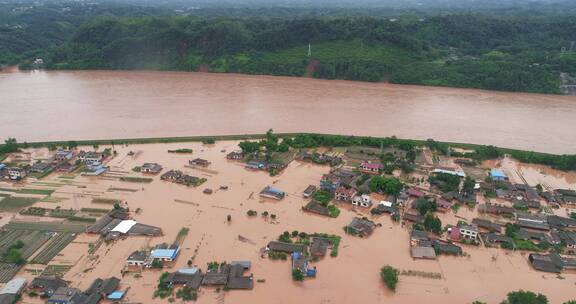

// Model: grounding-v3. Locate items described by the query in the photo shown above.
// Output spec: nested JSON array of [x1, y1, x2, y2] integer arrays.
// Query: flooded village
[[0, 133, 575, 304]]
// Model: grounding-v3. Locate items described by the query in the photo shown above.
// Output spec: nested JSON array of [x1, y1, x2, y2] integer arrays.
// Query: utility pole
[[307, 43, 312, 57]]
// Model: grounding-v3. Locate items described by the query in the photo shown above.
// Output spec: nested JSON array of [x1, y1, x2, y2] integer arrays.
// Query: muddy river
[[1, 70, 576, 154]]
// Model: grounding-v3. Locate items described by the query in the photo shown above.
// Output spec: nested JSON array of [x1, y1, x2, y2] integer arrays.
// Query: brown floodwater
[[5, 141, 576, 304], [1, 70, 576, 154]]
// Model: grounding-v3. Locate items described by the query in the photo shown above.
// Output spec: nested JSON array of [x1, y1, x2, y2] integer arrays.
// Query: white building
[[7, 168, 26, 180], [352, 194, 372, 208]]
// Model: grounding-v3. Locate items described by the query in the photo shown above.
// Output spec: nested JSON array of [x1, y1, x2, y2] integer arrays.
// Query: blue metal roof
[[151, 248, 179, 259], [490, 169, 507, 178], [107, 291, 125, 300], [265, 187, 284, 195]]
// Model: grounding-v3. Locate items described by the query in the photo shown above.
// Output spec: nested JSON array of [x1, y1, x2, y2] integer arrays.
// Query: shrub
[[502, 290, 548, 304], [380, 265, 399, 291], [292, 269, 304, 281]]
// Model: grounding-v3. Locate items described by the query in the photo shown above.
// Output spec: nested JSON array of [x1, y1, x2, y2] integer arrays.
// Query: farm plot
[[91, 198, 122, 205], [0, 230, 27, 251], [4, 221, 87, 233], [0, 263, 21, 283], [0, 230, 51, 260], [31, 233, 76, 264], [0, 197, 38, 211], [41, 264, 73, 277], [17, 188, 55, 195], [19, 231, 52, 259]]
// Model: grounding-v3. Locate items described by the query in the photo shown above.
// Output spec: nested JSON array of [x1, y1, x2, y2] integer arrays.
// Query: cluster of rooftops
[[86, 209, 162, 241], [0, 149, 108, 181], [1, 275, 125, 304]]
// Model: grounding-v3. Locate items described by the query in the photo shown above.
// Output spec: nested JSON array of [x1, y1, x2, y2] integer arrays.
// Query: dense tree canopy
[[3, 1, 576, 94]]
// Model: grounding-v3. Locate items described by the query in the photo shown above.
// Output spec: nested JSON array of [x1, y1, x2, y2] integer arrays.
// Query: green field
[[92, 198, 122, 205], [17, 188, 55, 195], [30, 232, 76, 264], [119, 176, 153, 183], [261, 40, 417, 66], [4, 221, 87, 233], [0, 197, 38, 211]]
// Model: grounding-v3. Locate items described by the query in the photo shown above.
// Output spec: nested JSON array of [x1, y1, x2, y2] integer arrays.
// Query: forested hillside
[[3, 1, 576, 94]]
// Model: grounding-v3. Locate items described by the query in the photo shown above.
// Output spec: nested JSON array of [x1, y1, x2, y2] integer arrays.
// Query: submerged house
[[151, 244, 180, 263], [409, 230, 436, 259], [345, 218, 376, 237], [432, 240, 463, 256], [267, 241, 306, 254], [126, 250, 150, 267], [29, 277, 68, 298], [226, 151, 244, 160], [227, 262, 254, 290], [310, 237, 331, 257], [291, 252, 316, 278], [528, 253, 565, 273], [189, 158, 211, 167], [448, 223, 479, 242], [31, 162, 52, 173], [245, 160, 266, 170], [320, 174, 342, 192], [0, 277, 27, 304], [352, 194, 372, 208], [472, 218, 502, 233], [161, 170, 202, 186], [141, 163, 162, 174], [334, 186, 357, 202], [303, 185, 317, 198], [490, 169, 508, 181], [79, 151, 105, 166], [48, 287, 85, 304], [165, 268, 204, 290], [302, 201, 331, 217], [259, 186, 285, 200]]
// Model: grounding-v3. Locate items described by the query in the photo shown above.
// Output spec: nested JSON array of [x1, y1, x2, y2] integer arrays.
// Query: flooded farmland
[[1, 141, 575, 304]]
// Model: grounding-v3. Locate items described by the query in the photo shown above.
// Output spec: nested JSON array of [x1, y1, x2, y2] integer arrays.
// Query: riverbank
[[7, 132, 573, 173]]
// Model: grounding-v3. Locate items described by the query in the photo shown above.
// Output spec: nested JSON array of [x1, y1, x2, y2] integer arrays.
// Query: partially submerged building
[[151, 244, 180, 262], [87, 210, 162, 240], [409, 230, 436, 259], [345, 218, 376, 237], [0, 277, 26, 304], [189, 158, 211, 167], [165, 268, 204, 290], [259, 186, 285, 200], [334, 186, 357, 202], [303, 185, 317, 198], [490, 169, 508, 181], [141, 163, 162, 174], [226, 151, 244, 160], [302, 201, 331, 217], [267, 241, 306, 253], [29, 276, 68, 298], [292, 252, 317, 278]]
